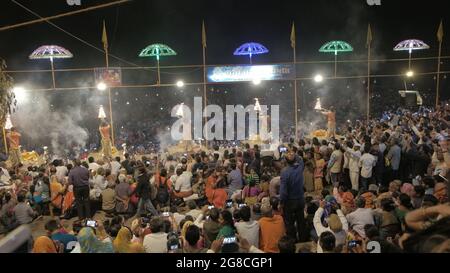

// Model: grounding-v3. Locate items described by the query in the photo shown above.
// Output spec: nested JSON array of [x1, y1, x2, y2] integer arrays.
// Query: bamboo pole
[[293, 45, 298, 140], [202, 38, 208, 148], [367, 41, 371, 121], [2, 127, 8, 154], [50, 58, 56, 89], [436, 40, 443, 108]]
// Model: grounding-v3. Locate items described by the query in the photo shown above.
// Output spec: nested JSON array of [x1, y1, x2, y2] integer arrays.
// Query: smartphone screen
[[208, 205, 214, 210], [162, 212, 170, 217], [348, 240, 362, 248], [86, 220, 97, 228], [223, 237, 237, 244], [170, 244, 178, 250]]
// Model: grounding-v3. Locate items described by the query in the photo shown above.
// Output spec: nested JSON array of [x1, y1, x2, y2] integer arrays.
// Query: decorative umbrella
[[319, 41, 353, 78], [394, 39, 430, 69], [139, 43, 177, 85], [29, 45, 73, 89], [234, 42, 269, 64]]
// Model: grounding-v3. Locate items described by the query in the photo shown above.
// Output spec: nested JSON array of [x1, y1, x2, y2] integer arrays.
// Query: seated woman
[[33, 175, 51, 215], [102, 182, 117, 216], [242, 177, 261, 206], [61, 182, 75, 218], [115, 174, 133, 216], [211, 179, 228, 209], [113, 226, 144, 253], [76, 227, 114, 253], [32, 236, 62, 253], [50, 170, 66, 211]]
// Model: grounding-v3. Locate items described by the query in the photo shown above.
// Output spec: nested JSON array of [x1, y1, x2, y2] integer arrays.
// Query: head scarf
[[77, 227, 114, 253], [113, 227, 144, 253], [181, 221, 194, 239], [323, 195, 338, 218], [32, 236, 57, 253], [342, 192, 355, 208]]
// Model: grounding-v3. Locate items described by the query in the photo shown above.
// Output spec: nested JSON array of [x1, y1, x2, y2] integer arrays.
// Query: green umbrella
[[139, 43, 177, 85], [319, 41, 353, 78]]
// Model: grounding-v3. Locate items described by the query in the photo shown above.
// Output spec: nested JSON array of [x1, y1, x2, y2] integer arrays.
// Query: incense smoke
[[12, 89, 90, 158]]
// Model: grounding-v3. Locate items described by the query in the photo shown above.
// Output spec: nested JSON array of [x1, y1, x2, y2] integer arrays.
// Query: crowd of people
[[0, 100, 450, 253]]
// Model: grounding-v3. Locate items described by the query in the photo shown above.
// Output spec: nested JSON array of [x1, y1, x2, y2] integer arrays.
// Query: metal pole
[[157, 58, 161, 86], [50, 58, 56, 89], [293, 46, 298, 140], [203, 43, 208, 148], [2, 127, 8, 154], [334, 53, 338, 78], [104, 26, 114, 146], [367, 42, 371, 121], [436, 41, 443, 108], [409, 50, 412, 70]]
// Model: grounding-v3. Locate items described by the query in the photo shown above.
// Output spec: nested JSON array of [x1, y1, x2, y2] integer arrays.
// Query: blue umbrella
[[234, 42, 269, 64]]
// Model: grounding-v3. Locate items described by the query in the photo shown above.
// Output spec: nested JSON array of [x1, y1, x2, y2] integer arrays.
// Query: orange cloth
[[327, 112, 336, 123], [32, 236, 57, 253], [7, 132, 21, 149], [211, 188, 228, 208], [50, 177, 64, 209], [361, 192, 375, 209], [205, 176, 217, 203], [100, 125, 111, 139], [258, 215, 286, 253], [62, 191, 74, 214]]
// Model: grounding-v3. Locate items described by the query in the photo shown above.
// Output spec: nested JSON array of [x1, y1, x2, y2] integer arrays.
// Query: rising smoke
[[12, 89, 90, 158]]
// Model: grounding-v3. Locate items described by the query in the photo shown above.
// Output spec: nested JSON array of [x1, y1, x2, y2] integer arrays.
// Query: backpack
[[156, 177, 169, 205]]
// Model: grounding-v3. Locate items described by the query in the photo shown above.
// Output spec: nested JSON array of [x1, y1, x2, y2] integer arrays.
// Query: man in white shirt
[[359, 146, 377, 191], [235, 205, 260, 248], [88, 157, 100, 172], [110, 157, 122, 177], [346, 143, 362, 191], [346, 197, 374, 238], [143, 217, 168, 253], [173, 165, 193, 197], [55, 160, 68, 182]]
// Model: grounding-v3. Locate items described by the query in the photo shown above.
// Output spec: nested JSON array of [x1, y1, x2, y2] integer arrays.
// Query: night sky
[[1, 0, 450, 150], [1, 1, 449, 68]]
